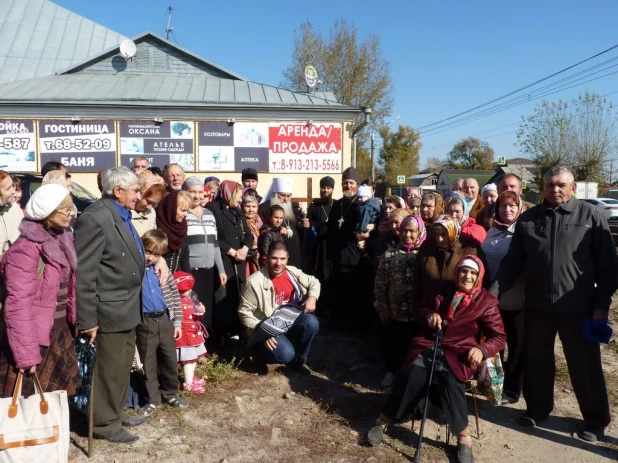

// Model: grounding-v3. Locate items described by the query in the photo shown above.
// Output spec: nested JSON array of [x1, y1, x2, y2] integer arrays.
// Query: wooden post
[[307, 178, 313, 202]]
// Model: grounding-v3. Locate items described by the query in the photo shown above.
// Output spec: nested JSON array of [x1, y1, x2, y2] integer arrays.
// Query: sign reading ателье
[[119, 120, 194, 172], [38, 120, 116, 172]]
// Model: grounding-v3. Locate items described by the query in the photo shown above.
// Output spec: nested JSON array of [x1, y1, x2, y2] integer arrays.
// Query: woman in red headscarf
[[206, 180, 254, 343], [156, 190, 192, 273], [368, 255, 506, 463]]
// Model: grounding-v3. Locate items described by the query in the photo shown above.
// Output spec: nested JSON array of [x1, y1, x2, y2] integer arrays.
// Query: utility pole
[[370, 131, 375, 182], [165, 7, 174, 40]]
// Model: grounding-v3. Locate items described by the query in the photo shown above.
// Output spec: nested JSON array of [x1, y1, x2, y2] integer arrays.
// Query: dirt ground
[[70, 308, 618, 463]]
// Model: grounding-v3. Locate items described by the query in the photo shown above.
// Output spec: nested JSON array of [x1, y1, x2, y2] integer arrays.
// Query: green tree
[[446, 137, 495, 170], [280, 19, 394, 128], [516, 91, 617, 183], [355, 141, 373, 182], [377, 125, 421, 184]]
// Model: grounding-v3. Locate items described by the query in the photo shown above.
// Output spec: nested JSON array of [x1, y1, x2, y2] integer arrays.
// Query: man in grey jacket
[[75, 167, 147, 443], [490, 166, 616, 442]]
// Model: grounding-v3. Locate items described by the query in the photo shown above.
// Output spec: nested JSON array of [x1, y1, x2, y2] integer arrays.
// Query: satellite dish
[[304, 65, 318, 89], [119, 39, 137, 59]]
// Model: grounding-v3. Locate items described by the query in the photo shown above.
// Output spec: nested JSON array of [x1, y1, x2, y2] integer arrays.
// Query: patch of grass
[[194, 353, 241, 388]]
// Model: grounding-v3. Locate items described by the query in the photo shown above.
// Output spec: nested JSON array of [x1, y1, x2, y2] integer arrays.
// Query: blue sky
[[55, 0, 618, 167]]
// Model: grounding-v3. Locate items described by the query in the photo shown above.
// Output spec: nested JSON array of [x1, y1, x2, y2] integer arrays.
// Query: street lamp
[[371, 116, 400, 182]]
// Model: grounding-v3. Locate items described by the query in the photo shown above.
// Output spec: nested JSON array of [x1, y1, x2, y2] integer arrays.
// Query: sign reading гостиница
[[38, 120, 116, 172]]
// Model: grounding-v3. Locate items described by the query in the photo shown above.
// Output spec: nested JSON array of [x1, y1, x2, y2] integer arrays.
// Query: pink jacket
[[0, 220, 77, 369]]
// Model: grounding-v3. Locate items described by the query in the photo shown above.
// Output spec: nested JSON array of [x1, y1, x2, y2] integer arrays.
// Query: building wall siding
[[73, 39, 232, 78]]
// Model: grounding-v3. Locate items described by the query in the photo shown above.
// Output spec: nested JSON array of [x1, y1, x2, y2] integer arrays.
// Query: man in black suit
[[75, 166, 147, 443]]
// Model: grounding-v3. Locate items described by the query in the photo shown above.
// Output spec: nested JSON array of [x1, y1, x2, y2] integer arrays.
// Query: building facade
[[0, 0, 362, 200]]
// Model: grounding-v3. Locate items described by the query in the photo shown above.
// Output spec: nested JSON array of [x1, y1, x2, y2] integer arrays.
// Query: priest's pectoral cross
[[338, 217, 345, 230]]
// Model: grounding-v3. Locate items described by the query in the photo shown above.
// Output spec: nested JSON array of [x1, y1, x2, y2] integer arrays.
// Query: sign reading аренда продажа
[[119, 120, 194, 172], [268, 123, 341, 173], [0, 120, 36, 172], [38, 120, 116, 172]]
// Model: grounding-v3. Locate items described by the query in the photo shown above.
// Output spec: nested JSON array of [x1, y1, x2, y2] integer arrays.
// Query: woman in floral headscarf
[[374, 215, 426, 387], [446, 191, 487, 245], [420, 192, 445, 228], [413, 214, 486, 308], [368, 255, 506, 463]]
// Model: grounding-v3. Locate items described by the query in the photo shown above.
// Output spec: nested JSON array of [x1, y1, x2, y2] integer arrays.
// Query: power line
[[420, 67, 618, 136], [420, 88, 618, 155], [417, 44, 618, 131]]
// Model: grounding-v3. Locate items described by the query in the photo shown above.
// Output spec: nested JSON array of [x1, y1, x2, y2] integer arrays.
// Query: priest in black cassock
[[258, 177, 307, 268], [324, 167, 374, 331], [306, 176, 335, 281]]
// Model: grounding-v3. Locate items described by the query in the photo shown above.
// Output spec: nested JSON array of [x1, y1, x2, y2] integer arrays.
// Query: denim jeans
[[258, 313, 319, 366]]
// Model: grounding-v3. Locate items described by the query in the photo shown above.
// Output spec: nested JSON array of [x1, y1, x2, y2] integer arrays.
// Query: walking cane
[[413, 321, 447, 463], [88, 370, 95, 458]]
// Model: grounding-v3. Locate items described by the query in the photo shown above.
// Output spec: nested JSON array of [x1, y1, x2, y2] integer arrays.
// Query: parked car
[[581, 198, 618, 223], [12, 173, 97, 214]]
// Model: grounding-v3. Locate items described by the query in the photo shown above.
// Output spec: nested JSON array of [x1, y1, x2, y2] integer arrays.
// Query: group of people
[[306, 167, 614, 462], [0, 157, 613, 462]]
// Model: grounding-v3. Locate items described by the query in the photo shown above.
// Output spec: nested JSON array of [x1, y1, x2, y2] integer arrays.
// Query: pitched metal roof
[[0, 0, 126, 83], [0, 73, 353, 108], [60, 31, 246, 81]]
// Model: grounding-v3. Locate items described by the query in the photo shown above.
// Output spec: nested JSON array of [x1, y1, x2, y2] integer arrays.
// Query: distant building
[[407, 173, 438, 190], [436, 169, 495, 196]]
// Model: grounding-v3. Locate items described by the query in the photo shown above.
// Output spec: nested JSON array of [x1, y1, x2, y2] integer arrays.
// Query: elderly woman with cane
[[367, 255, 505, 463]]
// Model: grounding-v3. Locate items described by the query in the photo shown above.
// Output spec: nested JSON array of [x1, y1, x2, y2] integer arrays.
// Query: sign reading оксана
[[119, 120, 194, 171], [38, 120, 116, 172]]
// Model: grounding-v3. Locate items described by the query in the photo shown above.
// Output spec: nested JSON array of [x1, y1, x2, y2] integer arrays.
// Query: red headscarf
[[218, 180, 241, 208], [445, 255, 485, 321], [156, 190, 187, 251]]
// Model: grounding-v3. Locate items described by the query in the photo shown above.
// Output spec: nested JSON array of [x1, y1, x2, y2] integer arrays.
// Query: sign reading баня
[[268, 123, 341, 173]]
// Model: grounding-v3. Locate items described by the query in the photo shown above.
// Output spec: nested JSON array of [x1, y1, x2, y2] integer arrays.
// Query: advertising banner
[[120, 120, 194, 171], [0, 120, 36, 172], [197, 122, 269, 172], [39, 120, 116, 172], [268, 123, 342, 173]]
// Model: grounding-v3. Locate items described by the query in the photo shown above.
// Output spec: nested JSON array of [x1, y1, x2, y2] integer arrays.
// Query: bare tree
[[281, 19, 394, 128], [517, 91, 617, 182], [424, 156, 444, 172]]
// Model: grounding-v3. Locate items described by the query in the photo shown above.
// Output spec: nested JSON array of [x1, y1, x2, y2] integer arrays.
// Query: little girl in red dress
[[173, 272, 208, 393]]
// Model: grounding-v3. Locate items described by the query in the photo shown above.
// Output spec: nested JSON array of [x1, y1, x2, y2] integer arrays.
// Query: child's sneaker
[[183, 379, 205, 394], [194, 377, 206, 386]]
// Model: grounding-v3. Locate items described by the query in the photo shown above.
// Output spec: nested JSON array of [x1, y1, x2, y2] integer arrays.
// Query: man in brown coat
[[463, 178, 484, 218]]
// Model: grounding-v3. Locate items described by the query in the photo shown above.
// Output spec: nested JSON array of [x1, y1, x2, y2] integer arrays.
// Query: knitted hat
[[356, 184, 372, 198], [320, 176, 335, 188], [241, 168, 258, 182], [342, 167, 361, 183], [25, 184, 70, 221], [173, 271, 195, 292], [182, 176, 202, 190], [204, 176, 220, 184], [481, 183, 497, 196]]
